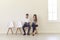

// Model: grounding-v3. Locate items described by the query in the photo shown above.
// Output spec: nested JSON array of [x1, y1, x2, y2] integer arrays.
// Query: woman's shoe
[[32, 34, 34, 36], [27, 33, 30, 35]]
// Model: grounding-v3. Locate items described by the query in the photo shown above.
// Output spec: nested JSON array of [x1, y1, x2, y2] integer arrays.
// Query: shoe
[[27, 33, 30, 35], [23, 33, 26, 35], [32, 34, 34, 36], [35, 32, 37, 34]]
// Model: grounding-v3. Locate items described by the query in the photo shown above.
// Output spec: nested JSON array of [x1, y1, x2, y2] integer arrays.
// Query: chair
[[7, 21, 14, 34], [15, 21, 22, 34]]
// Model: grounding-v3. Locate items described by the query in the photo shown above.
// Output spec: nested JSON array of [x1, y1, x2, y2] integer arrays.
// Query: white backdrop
[[0, 0, 42, 33]]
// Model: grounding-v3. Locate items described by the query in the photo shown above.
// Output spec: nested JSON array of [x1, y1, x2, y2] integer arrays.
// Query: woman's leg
[[32, 23, 36, 36], [32, 27, 36, 36], [32, 27, 35, 33], [27, 23, 31, 35]]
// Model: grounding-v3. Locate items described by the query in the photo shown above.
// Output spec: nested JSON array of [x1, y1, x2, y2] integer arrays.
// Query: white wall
[[58, 0, 60, 22], [0, 0, 60, 33]]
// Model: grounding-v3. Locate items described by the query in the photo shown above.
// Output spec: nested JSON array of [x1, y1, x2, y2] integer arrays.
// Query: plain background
[[0, 0, 60, 34]]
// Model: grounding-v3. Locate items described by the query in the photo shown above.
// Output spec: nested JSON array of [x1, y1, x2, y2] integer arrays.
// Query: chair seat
[[16, 21, 22, 28]]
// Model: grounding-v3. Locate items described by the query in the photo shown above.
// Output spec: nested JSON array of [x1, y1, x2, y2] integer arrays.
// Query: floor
[[0, 34, 60, 40]]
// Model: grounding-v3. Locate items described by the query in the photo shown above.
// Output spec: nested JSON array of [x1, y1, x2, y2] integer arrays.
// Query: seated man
[[22, 14, 31, 35]]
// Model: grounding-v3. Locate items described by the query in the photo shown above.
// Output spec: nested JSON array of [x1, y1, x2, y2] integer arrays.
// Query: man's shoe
[[23, 33, 26, 35]]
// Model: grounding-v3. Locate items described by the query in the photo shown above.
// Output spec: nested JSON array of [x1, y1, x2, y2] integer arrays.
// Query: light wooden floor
[[0, 34, 60, 40]]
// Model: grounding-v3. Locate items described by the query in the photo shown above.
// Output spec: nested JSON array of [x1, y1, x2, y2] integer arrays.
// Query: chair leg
[[19, 28, 22, 34], [16, 28, 22, 35], [35, 29, 38, 34], [11, 28, 13, 34], [16, 28, 19, 35], [7, 28, 10, 35], [7, 28, 13, 35]]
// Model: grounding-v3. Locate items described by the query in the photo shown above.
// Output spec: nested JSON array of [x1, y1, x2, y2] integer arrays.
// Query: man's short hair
[[26, 14, 29, 16]]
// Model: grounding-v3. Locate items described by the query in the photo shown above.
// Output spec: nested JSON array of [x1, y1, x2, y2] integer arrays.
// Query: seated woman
[[32, 14, 38, 36]]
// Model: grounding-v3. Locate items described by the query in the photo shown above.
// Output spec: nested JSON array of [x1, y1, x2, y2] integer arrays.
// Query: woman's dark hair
[[33, 14, 37, 22]]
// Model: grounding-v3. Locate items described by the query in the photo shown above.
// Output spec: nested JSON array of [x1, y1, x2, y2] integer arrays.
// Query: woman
[[32, 14, 38, 36]]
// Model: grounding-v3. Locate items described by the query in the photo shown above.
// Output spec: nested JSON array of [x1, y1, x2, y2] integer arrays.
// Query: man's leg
[[22, 26, 26, 35], [27, 23, 31, 35], [22, 23, 27, 35]]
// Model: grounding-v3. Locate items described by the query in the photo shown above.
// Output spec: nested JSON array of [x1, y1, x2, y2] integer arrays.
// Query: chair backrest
[[8, 21, 14, 28], [16, 21, 22, 27]]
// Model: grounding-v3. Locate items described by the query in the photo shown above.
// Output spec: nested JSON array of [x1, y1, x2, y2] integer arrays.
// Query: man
[[22, 14, 31, 35]]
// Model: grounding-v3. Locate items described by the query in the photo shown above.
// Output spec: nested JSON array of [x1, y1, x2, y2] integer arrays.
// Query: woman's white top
[[32, 18, 38, 25]]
